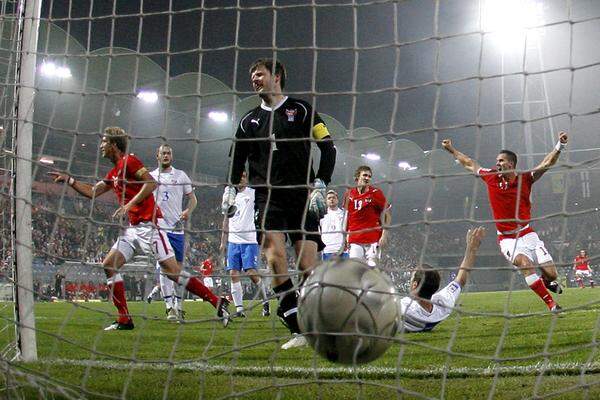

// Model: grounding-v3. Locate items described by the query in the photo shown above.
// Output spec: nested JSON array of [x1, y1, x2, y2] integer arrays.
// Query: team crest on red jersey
[[285, 108, 297, 122]]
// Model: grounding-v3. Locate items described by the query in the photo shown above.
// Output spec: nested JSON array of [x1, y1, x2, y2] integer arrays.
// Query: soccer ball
[[298, 259, 399, 364]]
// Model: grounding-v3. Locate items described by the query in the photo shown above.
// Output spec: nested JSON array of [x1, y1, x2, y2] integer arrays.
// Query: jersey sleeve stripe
[[239, 112, 252, 134], [295, 101, 308, 123]]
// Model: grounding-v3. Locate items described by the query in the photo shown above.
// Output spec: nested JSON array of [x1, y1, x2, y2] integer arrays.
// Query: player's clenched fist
[[441, 139, 454, 152], [558, 131, 568, 144], [555, 131, 568, 152]]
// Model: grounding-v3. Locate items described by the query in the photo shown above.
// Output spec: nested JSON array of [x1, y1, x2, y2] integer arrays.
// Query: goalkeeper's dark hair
[[104, 126, 128, 153], [412, 264, 441, 300], [499, 149, 518, 167], [250, 58, 287, 90]]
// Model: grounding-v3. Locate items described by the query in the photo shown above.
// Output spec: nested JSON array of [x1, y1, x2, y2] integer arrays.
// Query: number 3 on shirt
[[162, 191, 170, 201]]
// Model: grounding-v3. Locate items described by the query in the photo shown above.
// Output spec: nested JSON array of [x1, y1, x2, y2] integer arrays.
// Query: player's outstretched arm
[[441, 139, 480, 173], [532, 131, 568, 182], [454, 227, 486, 287], [48, 172, 110, 199]]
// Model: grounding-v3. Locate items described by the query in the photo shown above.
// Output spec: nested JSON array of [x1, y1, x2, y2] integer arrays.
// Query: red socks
[[525, 274, 555, 310], [107, 274, 131, 324], [178, 271, 219, 307]]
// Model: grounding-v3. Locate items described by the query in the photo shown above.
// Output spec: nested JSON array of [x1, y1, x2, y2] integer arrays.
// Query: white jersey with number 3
[[150, 167, 193, 232]]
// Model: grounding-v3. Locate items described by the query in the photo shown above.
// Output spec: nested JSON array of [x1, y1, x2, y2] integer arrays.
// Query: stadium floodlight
[[398, 161, 417, 171], [39, 156, 54, 165], [136, 90, 159, 103], [361, 153, 381, 161], [208, 111, 228, 122], [483, 0, 543, 50], [39, 61, 71, 78]]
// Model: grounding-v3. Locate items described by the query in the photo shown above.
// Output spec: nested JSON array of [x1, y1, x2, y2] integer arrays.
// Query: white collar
[[260, 96, 288, 111]]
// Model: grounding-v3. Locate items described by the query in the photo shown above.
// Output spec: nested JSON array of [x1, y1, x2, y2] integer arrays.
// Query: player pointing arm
[[50, 127, 229, 331]]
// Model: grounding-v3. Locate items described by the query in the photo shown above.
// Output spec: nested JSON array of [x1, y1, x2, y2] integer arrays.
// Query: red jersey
[[574, 255, 590, 271], [201, 259, 214, 276], [478, 168, 534, 240], [103, 154, 161, 225], [345, 186, 388, 244]]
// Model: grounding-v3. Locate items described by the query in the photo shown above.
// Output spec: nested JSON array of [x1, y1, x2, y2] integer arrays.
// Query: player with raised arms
[[400, 227, 486, 332], [573, 250, 594, 288], [49, 127, 229, 330], [220, 171, 271, 318], [225, 58, 336, 349], [442, 132, 568, 312], [343, 165, 391, 267], [149, 144, 197, 321]]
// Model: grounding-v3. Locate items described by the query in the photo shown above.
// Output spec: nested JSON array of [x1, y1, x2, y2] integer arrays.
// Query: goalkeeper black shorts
[[254, 188, 324, 251]]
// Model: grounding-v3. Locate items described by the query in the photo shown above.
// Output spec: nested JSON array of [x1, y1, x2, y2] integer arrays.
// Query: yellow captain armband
[[312, 122, 330, 140], [134, 167, 148, 180]]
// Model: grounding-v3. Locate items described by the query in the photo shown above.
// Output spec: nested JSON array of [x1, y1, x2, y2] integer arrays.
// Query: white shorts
[[203, 277, 214, 288], [575, 269, 592, 278], [499, 232, 553, 265], [111, 223, 174, 263], [349, 242, 380, 267]]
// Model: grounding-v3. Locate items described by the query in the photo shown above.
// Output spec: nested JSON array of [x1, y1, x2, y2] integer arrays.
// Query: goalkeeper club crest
[[285, 108, 297, 122]]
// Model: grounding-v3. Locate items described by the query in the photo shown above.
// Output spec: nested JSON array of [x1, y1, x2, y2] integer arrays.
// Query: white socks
[[160, 271, 175, 309], [231, 281, 244, 310]]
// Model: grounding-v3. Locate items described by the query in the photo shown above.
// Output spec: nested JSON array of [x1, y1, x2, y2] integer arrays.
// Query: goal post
[[12, 0, 42, 362]]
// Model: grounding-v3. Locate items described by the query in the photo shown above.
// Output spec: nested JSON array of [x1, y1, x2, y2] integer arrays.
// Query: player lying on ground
[[49, 127, 229, 330], [442, 132, 568, 312], [220, 171, 271, 318], [225, 58, 336, 349], [399, 227, 485, 332]]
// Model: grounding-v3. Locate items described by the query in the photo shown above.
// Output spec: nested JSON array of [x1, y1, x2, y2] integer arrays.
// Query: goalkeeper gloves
[[221, 186, 237, 217], [309, 178, 327, 220]]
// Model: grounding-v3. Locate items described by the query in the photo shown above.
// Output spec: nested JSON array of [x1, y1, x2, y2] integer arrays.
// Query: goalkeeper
[[226, 58, 336, 349]]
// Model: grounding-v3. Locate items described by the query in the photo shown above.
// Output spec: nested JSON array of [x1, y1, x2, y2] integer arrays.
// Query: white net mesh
[[2, 0, 600, 398]]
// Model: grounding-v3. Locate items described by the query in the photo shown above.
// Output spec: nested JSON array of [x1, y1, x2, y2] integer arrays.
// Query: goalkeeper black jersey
[[228, 96, 336, 189]]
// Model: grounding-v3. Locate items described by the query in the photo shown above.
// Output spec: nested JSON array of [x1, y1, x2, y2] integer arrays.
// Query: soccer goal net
[[2, 0, 600, 398]]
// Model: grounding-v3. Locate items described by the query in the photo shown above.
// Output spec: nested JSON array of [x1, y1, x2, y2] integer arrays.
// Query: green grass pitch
[[2, 288, 600, 399]]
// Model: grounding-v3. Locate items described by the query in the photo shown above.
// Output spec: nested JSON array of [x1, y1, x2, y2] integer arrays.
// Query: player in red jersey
[[442, 132, 568, 312], [343, 165, 391, 267], [50, 127, 230, 330], [573, 250, 594, 288], [200, 257, 215, 289]]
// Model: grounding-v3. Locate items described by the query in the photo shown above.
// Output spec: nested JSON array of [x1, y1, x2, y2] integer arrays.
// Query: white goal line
[[35, 358, 600, 380]]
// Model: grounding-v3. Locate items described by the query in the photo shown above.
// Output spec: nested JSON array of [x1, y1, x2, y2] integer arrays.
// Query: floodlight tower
[[484, 0, 556, 170]]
